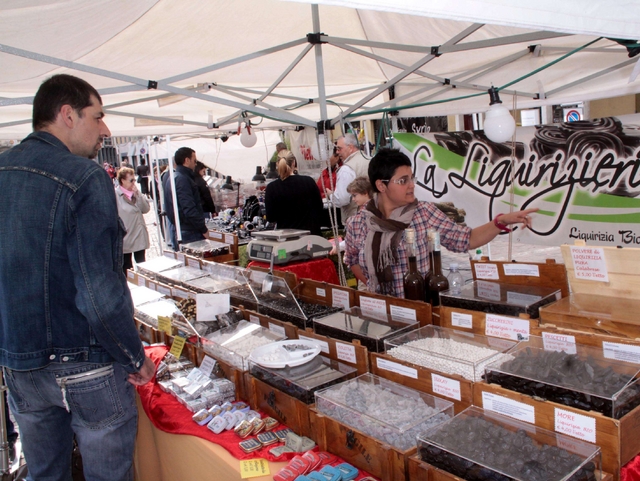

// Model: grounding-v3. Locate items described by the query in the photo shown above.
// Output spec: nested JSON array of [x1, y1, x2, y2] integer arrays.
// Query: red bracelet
[[493, 214, 512, 232]]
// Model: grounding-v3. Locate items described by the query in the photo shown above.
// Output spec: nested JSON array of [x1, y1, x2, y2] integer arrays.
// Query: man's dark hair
[[174, 147, 195, 166], [32, 74, 102, 130], [368, 148, 412, 193]]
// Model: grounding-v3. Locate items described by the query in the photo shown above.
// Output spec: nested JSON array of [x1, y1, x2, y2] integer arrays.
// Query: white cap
[[450, 263, 459, 269]]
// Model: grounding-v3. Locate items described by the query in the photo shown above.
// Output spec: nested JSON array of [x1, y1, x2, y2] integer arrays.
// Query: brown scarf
[[363, 197, 418, 295]]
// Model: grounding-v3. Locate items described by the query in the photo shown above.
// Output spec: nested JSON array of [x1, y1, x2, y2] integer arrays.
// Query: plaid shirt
[[344, 201, 472, 298]]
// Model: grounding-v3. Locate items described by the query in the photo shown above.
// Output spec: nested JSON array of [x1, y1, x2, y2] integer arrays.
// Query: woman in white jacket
[[115, 167, 150, 274]]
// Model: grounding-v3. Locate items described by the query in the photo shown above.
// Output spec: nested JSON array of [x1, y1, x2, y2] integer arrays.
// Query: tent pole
[[147, 135, 163, 255], [167, 136, 182, 247], [312, 4, 328, 121]]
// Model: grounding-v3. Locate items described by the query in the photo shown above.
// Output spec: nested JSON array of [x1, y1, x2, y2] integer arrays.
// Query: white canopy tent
[[1, 0, 639, 174]]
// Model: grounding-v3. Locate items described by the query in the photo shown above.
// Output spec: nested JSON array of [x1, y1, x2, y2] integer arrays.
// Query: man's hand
[[127, 356, 156, 386]]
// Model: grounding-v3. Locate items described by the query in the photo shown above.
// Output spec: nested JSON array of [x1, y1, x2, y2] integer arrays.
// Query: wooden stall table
[[248, 257, 339, 285], [134, 395, 287, 481]]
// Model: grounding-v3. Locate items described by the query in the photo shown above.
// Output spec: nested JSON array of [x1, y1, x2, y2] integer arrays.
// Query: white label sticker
[[249, 314, 260, 324], [503, 264, 540, 277], [172, 287, 189, 299], [186, 257, 200, 268], [198, 356, 217, 378], [482, 392, 535, 424], [603, 341, 640, 364], [147, 281, 158, 291], [376, 358, 418, 379], [474, 263, 500, 280], [268, 323, 286, 338], [137, 276, 147, 287], [336, 343, 357, 364], [299, 335, 330, 354], [127, 270, 135, 280], [157, 285, 172, 296], [570, 246, 609, 282], [542, 332, 577, 354], [390, 305, 417, 322], [359, 296, 387, 317], [451, 312, 473, 329], [485, 314, 530, 341], [210, 231, 223, 240], [196, 294, 230, 321], [332, 289, 350, 309], [431, 373, 461, 401], [224, 234, 234, 245], [176, 252, 186, 262], [316, 288, 326, 298], [163, 250, 175, 259], [555, 408, 596, 443]]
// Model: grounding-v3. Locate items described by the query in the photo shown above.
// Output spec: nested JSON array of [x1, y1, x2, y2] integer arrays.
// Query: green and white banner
[[393, 115, 640, 247]]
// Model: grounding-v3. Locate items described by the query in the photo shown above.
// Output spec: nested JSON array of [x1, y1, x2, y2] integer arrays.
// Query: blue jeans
[[4, 362, 137, 481]]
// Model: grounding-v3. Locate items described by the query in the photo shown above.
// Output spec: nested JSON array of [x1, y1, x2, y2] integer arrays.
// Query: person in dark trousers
[[264, 150, 324, 235], [163, 147, 208, 249], [136, 157, 150, 196], [194, 161, 216, 217], [0, 74, 155, 481]]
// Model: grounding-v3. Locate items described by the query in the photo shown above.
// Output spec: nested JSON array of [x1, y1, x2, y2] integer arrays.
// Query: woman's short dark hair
[[32, 74, 102, 130], [368, 148, 412, 193], [194, 161, 207, 175]]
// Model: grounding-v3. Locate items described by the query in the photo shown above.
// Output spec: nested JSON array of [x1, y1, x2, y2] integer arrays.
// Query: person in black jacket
[[163, 147, 207, 249], [194, 161, 216, 217], [265, 151, 323, 235]]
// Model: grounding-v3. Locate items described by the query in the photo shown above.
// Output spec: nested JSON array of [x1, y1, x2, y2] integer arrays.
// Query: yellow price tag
[[169, 336, 186, 358], [157, 315, 172, 335], [239, 459, 270, 478]]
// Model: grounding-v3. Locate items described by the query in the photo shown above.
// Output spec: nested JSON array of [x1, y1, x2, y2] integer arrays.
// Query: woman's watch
[[493, 214, 512, 232]]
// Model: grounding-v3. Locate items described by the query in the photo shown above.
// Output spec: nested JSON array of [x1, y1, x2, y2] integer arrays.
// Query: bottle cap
[[405, 228, 415, 244], [450, 263, 458, 269]]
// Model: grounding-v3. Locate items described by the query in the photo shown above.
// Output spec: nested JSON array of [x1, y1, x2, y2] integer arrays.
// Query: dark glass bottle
[[403, 228, 425, 301], [427, 230, 449, 306]]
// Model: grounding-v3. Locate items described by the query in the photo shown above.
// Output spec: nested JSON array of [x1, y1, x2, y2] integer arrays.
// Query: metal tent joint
[[307, 33, 327, 45], [147, 80, 158, 90], [430, 45, 441, 57]]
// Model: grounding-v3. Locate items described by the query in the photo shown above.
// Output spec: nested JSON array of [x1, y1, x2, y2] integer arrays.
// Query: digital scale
[[247, 229, 332, 265]]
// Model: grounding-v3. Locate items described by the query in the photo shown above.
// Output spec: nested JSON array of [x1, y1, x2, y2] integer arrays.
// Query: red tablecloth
[[248, 257, 339, 285], [623, 457, 640, 480]]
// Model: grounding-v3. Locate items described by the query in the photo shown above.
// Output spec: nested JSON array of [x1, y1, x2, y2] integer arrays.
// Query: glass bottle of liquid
[[427, 231, 449, 306], [424, 228, 436, 296], [447, 262, 464, 295], [403, 228, 425, 301]]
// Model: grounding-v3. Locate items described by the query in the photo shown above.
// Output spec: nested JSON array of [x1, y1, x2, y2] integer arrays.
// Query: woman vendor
[[344, 148, 537, 297]]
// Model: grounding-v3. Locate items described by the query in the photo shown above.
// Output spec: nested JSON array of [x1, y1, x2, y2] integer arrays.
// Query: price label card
[[316, 288, 326, 298], [127, 270, 135, 280], [554, 408, 596, 443], [224, 233, 234, 244], [542, 332, 577, 354], [157, 285, 172, 296], [503, 264, 540, 277], [176, 252, 186, 262], [359, 296, 387, 318], [336, 343, 356, 364], [298, 335, 330, 354], [210, 232, 223, 240], [198, 355, 217, 377], [431, 373, 461, 401], [172, 287, 189, 299], [451, 311, 473, 329], [332, 289, 350, 309], [186, 257, 200, 268], [474, 263, 499, 280], [163, 250, 175, 259], [157, 315, 172, 334], [603, 341, 640, 364], [485, 314, 530, 341], [249, 314, 260, 324], [268, 323, 286, 338], [376, 358, 418, 379], [169, 335, 186, 358], [482, 392, 535, 424], [196, 294, 230, 321], [137, 276, 147, 287], [239, 459, 270, 478], [570, 246, 609, 282], [390, 305, 417, 322]]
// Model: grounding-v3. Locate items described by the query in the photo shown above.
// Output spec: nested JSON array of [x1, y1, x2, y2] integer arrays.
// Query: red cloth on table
[[248, 257, 339, 285], [136, 345, 297, 462], [623, 456, 640, 481]]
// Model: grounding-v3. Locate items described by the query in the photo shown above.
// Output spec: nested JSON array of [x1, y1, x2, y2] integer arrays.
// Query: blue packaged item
[[294, 476, 313, 481], [318, 465, 342, 481], [335, 463, 358, 481]]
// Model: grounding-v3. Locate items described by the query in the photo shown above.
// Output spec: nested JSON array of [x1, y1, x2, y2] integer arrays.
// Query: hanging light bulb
[[240, 122, 257, 148], [483, 87, 516, 143]]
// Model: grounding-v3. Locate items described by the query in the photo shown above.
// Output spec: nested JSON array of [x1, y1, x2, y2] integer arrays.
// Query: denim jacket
[[0, 132, 146, 373], [163, 165, 207, 236]]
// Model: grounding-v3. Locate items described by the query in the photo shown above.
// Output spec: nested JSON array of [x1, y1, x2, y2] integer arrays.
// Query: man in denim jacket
[[0, 74, 155, 481]]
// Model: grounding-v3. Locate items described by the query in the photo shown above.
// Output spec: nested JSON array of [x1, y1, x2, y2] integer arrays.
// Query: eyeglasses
[[381, 174, 416, 186]]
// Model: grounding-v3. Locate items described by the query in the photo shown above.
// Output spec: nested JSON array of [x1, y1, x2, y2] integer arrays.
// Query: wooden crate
[[311, 408, 415, 481], [297, 329, 370, 375], [249, 376, 314, 438], [295, 278, 356, 311], [206, 229, 239, 259], [538, 243, 640, 339], [369, 352, 473, 414], [533, 324, 640, 358], [473, 381, 640, 479], [134, 318, 157, 345], [355, 291, 432, 327], [470, 257, 570, 297], [439, 305, 539, 342], [194, 346, 250, 402]]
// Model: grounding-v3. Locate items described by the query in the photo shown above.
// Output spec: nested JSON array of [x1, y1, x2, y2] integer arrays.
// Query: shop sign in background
[[393, 115, 640, 247]]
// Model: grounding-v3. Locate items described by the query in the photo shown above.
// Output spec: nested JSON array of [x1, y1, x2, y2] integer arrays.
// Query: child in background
[[330, 176, 373, 255]]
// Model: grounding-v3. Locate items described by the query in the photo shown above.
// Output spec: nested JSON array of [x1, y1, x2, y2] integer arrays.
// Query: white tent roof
[[1, 0, 639, 140]]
